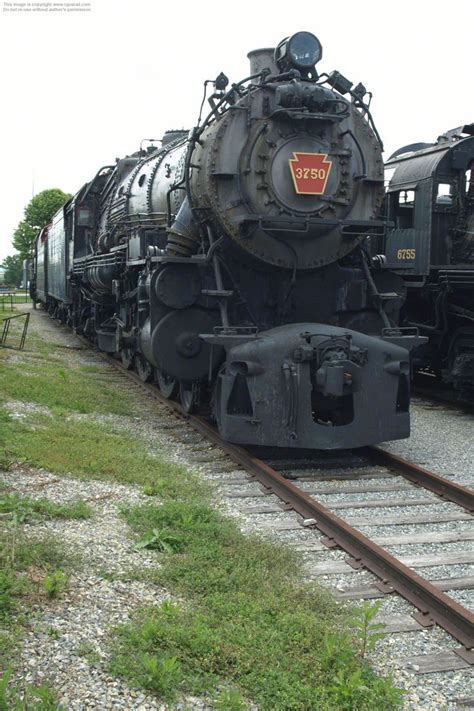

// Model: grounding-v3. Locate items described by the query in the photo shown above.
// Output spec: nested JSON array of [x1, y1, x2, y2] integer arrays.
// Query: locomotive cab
[[384, 125, 474, 276]]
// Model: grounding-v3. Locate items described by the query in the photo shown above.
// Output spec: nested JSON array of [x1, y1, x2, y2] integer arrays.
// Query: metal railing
[[0, 289, 31, 311], [0, 312, 30, 350]]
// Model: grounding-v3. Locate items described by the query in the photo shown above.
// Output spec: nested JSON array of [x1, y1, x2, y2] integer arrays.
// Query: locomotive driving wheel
[[179, 381, 201, 414], [155, 369, 178, 399], [135, 354, 153, 382]]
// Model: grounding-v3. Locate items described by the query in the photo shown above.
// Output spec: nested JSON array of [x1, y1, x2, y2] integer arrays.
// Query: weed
[[320, 630, 354, 674], [75, 641, 94, 656], [143, 484, 158, 497], [47, 627, 60, 640], [75, 642, 101, 666], [134, 528, 182, 553], [350, 600, 386, 659], [0, 570, 23, 619], [213, 687, 247, 711], [0, 668, 62, 710], [139, 654, 182, 700], [0, 528, 74, 659], [43, 570, 69, 599], [97, 569, 118, 582]]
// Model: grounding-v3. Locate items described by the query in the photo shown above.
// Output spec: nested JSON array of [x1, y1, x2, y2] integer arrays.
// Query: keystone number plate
[[289, 152, 332, 195]]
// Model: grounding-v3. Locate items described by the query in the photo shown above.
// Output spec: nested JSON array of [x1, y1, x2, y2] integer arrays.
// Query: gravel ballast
[[381, 397, 474, 488], [1, 465, 216, 710]]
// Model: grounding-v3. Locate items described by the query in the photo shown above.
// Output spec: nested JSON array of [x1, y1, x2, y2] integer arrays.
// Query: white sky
[[0, 0, 472, 262]]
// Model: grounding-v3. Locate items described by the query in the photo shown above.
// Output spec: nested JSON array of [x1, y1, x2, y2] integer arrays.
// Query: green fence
[[0, 291, 32, 311]]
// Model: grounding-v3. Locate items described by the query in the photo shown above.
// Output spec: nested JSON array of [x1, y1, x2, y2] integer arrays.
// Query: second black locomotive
[[384, 124, 474, 403]]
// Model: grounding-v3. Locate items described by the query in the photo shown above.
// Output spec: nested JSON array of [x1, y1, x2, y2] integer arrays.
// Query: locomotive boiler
[[32, 31, 422, 449]]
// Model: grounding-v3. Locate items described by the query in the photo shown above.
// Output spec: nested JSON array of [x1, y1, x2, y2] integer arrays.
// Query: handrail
[[0, 312, 30, 350]]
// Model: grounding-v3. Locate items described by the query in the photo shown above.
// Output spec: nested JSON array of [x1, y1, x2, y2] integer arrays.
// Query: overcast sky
[[0, 0, 472, 262]]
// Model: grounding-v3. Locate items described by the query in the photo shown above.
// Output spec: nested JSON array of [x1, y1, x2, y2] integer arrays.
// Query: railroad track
[[51, 319, 474, 684]]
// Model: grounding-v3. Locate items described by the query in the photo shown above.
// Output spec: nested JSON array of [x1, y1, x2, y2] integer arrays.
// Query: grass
[[0, 360, 134, 416], [0, 336, 55, 364], [0, 531, 75, 619], [1, 411, 197, 496], [111, 500, 401, 710], [0, 491, 92, 524], [0, 496, 76, 706], [0, 528, 76, 672], [0, 311, 401, 709], [0, 305, 136, 414]]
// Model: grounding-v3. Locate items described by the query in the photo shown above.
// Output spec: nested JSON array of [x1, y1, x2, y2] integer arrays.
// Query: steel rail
[[367, 446, 474, 512]]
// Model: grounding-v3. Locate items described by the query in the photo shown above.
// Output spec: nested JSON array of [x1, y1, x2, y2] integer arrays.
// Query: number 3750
[[294, 168, 327, 179], [397, 248, 416, 260]]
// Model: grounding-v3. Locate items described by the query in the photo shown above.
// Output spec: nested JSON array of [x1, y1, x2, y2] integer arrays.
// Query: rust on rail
[[368, 446, 474, 512]]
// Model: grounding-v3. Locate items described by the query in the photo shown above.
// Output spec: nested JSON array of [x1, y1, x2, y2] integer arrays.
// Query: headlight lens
[[287, 32, 322, 69]]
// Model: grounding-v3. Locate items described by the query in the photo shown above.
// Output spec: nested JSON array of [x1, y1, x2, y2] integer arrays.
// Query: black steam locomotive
[[32, 31, 422, 449], [384, 124, 474, 403]]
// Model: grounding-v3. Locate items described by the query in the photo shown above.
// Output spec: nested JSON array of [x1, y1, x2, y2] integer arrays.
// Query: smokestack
[[247, 48, 278, 82]]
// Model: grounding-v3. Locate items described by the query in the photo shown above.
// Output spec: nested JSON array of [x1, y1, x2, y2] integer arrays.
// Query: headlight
[[275, 31, 323, 73], [287, 32, 322, 69]]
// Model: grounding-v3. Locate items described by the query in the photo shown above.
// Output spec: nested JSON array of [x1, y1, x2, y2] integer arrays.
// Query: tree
[[24, 188, 71, 229], [11, 188, 72, 260], [12, 221, 37, 261], [1, 254, 23, 288]]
